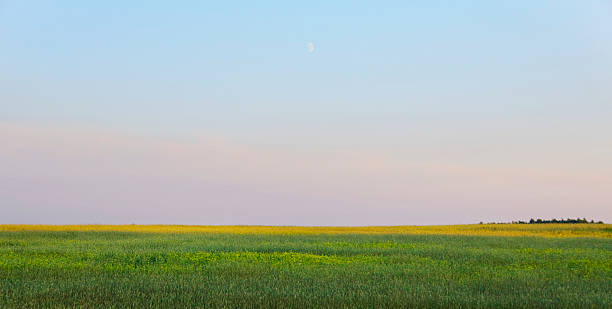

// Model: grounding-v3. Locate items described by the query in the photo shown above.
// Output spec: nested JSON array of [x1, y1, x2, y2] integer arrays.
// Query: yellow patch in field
[[0, 224, 609, 238]]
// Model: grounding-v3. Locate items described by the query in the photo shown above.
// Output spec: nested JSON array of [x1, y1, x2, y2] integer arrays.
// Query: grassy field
[[0, 224, 610, 308]]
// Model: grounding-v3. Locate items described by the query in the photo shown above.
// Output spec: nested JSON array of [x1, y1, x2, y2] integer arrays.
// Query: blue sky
[[1, 1, 611, 224]]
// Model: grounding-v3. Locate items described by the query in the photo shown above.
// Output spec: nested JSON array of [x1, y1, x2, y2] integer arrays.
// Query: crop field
[[1, 224, 610, 308]]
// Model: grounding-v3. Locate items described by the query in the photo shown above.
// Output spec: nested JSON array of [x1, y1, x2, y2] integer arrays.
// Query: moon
[[307, 42, 315, 53]]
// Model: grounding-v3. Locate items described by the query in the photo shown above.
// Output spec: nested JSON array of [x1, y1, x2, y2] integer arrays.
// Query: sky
[[1, 1, 611, 225]]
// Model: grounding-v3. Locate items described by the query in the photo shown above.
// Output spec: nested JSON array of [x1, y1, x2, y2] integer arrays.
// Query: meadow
[[0, 224, 610, 308]]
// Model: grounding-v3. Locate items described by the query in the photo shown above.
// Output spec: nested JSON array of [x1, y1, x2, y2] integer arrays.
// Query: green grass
[[1, 230, 611, 308]]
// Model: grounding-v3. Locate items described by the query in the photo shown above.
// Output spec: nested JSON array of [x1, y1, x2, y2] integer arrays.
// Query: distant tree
[[483, 218, 604, 224]]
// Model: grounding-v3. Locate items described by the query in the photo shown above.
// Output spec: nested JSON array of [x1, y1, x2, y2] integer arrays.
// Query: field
[[1, 224, 610, 308]]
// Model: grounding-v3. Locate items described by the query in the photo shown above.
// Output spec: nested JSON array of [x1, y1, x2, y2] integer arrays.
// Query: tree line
[[480, 218, 604, 224]]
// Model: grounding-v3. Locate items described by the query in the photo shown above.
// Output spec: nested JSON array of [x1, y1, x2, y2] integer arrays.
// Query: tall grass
[[0, 225, 610, 308]]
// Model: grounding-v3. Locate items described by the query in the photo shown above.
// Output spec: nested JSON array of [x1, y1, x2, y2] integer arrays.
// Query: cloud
[[1, 123, 610, 225]]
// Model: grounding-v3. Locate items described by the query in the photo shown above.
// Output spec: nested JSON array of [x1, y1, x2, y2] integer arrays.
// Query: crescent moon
[[307, 42, 315, 53]]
